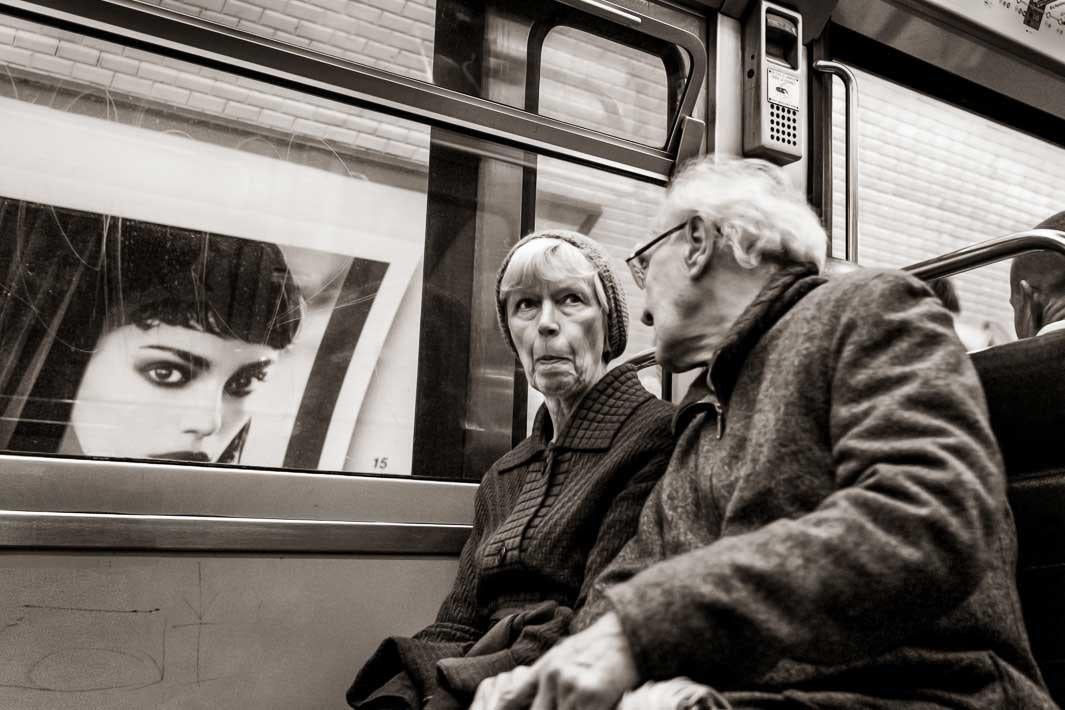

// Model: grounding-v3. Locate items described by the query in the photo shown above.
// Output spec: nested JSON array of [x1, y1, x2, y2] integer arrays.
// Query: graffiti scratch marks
[[0, 605, 165, 692]]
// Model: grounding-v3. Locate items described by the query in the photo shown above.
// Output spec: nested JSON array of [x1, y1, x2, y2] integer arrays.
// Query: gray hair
[[657, 156, 827, 272], [498, 238, 610, 316]]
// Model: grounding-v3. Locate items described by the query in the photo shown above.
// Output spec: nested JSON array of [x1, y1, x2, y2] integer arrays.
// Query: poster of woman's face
[[0, 197, 407, 471], [63, 323, 279, 463]]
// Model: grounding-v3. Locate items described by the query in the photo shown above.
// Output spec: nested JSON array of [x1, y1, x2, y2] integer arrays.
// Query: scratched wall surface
[[0, 554, 458, 710]]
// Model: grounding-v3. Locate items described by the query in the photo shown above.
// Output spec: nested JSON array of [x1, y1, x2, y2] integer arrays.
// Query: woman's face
[[66, 323, 278, 463], [506, 273, 607, 405]]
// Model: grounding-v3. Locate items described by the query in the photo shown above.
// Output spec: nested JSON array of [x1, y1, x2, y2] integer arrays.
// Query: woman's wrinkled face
[[506, 274, 607, 404], [67, 324, 277, 463]]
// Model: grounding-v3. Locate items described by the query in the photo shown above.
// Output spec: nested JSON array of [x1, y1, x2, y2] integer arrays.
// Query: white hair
[[499, 238, 609, 315], [657, 156, 827, 272]]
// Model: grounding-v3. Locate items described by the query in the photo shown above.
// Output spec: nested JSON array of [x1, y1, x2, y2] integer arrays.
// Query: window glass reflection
[[132, 0, 690, 147], [136, 0, 437, 83], [540, 26, 669, 146]]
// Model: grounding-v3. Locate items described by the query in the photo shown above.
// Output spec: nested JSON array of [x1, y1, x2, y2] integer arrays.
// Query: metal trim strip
[[0, 0, 701, 182], [0, 454, 479, 524], [830, 0, 1065, 123], [0, 510, 472, 554]]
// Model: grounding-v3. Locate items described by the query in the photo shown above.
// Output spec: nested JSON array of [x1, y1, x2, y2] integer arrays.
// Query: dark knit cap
[[495, 229, 629, 361]]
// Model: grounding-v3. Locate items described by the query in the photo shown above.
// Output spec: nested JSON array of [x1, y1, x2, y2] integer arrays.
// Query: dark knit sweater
[[584, 267, 1055, 709], [348, 364, 674, 708]]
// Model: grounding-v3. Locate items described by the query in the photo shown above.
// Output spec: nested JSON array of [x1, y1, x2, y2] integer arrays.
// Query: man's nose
[[181, 392, 223, 438]]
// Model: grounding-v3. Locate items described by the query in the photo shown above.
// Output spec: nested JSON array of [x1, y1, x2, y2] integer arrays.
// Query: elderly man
[[1010, 211, 1065, 339], [472, 157, 1054, 709]]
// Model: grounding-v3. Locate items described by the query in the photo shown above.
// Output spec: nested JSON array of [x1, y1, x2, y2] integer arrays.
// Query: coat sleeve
[[348, 483, 492, 707], [603, 272, 1005, 683]]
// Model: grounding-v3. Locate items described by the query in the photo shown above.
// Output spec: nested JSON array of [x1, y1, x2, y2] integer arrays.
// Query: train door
[[0, 0, 707, 707]]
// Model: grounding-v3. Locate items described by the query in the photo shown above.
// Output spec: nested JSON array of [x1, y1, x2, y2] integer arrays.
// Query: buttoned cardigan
[[348, 364, 674, 708]]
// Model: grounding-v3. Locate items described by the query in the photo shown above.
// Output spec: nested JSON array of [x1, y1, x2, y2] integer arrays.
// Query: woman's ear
[[683, 215, 715, 279]]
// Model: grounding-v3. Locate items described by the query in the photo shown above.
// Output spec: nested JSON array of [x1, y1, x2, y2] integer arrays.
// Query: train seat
[[970, 329, 1065, 705]]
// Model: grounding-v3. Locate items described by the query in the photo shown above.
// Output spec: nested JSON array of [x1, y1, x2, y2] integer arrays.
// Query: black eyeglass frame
[[626, 220, 688, 288]]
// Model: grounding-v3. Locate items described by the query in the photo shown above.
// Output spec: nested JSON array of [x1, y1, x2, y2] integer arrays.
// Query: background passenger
[[929, 277, 998, 351], [347, 230, 674, 710], [0, 202, 303, 464], [1010, 211, 1065, 339], [474, 158, 1052, 710]]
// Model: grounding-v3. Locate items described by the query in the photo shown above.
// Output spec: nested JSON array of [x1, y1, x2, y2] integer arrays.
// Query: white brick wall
[[0, 13, 431, 165], [133, 0, 671, 145], [831, 68, 1065, 342]]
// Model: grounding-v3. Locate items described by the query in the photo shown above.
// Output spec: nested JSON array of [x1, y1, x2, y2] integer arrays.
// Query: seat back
[[971, 329, 1065, 704]]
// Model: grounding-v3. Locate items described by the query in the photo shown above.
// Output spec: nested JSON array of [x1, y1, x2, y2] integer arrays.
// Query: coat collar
[[494, 363, 653, 472], [672, 264, 823, 434]]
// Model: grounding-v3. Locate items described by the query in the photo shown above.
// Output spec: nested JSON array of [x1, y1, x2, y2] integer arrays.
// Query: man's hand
[[470, 612, 640, 710]]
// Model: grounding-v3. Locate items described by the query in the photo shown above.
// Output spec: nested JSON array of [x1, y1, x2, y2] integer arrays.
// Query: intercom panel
[[743, 1, 804, 164]]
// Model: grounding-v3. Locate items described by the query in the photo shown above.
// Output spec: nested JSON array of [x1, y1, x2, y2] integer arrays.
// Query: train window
[[539, 27, 670, 146], [131, 0, 700, 148], [830, 67, 1065, 344], [0, 14, 427, 475], [0, 8, 702, 479]]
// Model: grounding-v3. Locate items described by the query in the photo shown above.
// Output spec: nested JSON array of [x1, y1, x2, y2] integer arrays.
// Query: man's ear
[[1016, 279, 1045, 339], [683, 215, 715, 279]]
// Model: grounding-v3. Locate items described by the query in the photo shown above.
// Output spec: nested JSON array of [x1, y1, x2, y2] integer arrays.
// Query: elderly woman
[[347, 230, 674, 710]]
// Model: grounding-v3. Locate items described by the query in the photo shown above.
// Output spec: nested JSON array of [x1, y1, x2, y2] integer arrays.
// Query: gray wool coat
[[579, 266, 1055, 709]]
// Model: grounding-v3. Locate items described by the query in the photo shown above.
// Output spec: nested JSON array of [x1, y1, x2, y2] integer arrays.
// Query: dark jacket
[[348, 364, 674, 709], [582, 267, 1055, 709]]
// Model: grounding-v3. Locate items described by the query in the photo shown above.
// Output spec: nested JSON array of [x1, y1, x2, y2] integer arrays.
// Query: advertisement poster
[[0, 96, 421, 471]]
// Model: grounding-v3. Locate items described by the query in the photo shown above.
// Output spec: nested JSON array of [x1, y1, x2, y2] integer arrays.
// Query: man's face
[[639, 217, 748, 371], [640, 232, 705, 370]]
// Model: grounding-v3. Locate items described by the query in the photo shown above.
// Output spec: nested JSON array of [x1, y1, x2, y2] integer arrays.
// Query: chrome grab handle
[[904, 229, 1065, 280], [814, 60, 859, 263]]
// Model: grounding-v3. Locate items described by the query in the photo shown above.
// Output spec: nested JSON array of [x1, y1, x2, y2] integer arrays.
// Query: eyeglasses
[[626, 221, 687, 289]]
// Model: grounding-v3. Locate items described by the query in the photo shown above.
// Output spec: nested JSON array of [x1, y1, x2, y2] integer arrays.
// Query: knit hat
[[495, 229, 629, 361]]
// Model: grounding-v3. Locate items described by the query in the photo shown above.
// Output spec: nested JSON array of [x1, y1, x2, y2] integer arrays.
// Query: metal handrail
[[623, 348, 657, 370], [621, 347, 670, 401], [904, 229, 1065, 280], [814, 60, 859, 262]]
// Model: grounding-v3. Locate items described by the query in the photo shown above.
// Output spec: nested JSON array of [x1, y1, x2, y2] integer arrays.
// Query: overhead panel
[[919, 0, 1065, 69]]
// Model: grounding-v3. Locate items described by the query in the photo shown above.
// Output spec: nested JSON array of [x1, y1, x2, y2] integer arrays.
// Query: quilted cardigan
[[347, 363, 674, 709]]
